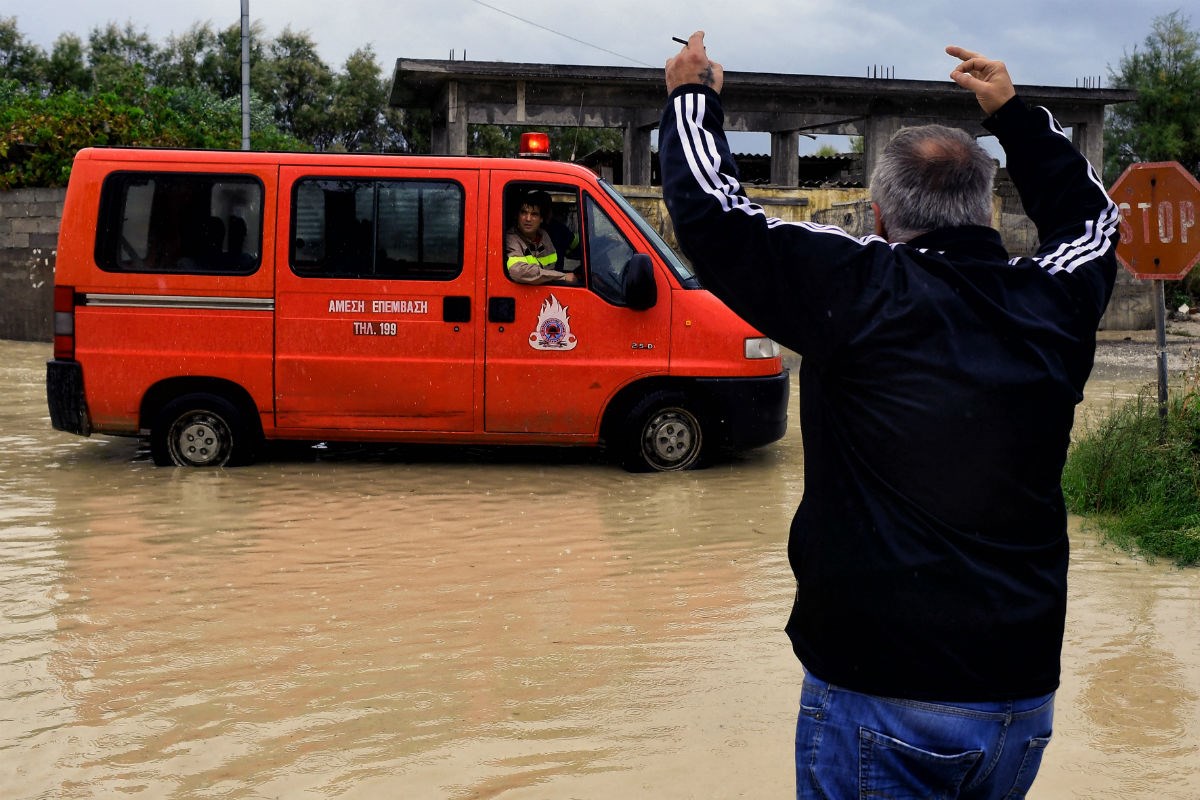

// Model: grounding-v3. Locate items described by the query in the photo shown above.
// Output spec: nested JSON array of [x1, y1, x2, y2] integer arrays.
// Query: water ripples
[[3, 339, 1198, 798]]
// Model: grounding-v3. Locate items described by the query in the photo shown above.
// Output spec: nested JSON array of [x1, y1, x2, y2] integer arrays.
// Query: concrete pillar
[[624, 123, 653, 186], [1071, 114, 1104, 174], [431, 80, 468, 155], [862, 115, 903, 187], [770, 131, 800, 187]]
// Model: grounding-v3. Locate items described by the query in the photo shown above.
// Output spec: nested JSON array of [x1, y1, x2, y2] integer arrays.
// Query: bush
[[0, 79, 307, 190], [1063, 351, 1200, 565]]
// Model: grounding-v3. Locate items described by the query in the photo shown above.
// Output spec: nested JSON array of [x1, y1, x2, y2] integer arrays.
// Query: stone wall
[[0, 188, 64, 342]]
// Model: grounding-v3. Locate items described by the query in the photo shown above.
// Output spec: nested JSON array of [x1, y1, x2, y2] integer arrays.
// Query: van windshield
[[599, 182, 700, 288]]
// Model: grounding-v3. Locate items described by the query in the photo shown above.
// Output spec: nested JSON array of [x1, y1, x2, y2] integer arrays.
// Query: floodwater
[[2, 338, 1197, 799]]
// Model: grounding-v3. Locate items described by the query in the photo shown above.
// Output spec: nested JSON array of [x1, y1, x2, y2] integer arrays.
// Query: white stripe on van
[[83, 294, 274, 311]]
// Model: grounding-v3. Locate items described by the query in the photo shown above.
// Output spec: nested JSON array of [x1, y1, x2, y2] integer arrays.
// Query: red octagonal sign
[[1109, 161, 1200, 280]]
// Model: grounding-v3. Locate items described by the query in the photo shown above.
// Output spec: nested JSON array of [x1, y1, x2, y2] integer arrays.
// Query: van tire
[[619, 393, 704, 472], [150, 394, 257, 467]]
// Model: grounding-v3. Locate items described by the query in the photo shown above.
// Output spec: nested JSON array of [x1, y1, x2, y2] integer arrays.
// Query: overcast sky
[[8, 0, 1189, 84], [5, 0, 1189, 152]]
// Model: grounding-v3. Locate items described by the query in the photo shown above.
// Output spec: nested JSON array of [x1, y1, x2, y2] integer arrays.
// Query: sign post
[[1109, 162, 1200, 425]]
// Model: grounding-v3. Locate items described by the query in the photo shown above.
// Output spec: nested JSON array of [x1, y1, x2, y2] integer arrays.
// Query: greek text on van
[[327, 299, 430, 315]]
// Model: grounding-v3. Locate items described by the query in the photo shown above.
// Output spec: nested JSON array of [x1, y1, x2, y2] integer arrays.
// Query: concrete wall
[[0, 185, 1153, 343], [0, 188, 63, 343]]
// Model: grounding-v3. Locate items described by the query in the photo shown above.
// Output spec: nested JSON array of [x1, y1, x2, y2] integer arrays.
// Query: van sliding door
[[274, 167, 479, 432]]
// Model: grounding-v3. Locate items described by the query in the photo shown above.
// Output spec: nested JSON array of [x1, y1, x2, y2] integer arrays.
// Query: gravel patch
[[1094, 314, 1200, 382]]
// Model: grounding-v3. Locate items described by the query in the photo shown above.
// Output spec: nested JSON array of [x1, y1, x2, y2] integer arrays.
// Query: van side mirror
[[622, 254, 657, 311]]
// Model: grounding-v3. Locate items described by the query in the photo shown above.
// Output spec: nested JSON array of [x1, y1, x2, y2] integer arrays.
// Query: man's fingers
[[946, 45, 1016, 115], [950, 72, 988, 94], [950, 69, 979, 86], [688, 31, 706, 50], [954, 57, 994, 74], [946, 46, 1000, 83], [945, 45, 982, 61]]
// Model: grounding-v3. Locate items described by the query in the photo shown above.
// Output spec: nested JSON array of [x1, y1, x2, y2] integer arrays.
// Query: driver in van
[[505, 190, 580, 285]]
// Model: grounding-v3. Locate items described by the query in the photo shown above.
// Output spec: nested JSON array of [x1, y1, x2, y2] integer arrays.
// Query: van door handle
[[488, 297, 515, 324], [443, 296, 471, 323]]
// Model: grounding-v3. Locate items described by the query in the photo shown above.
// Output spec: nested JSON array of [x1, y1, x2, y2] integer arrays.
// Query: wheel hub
[[642, 408, 700, 470], [170, 413, 229, 466]]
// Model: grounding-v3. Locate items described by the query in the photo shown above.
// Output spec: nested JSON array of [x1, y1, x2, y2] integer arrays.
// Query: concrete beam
[[392, 57, 1136, 182]]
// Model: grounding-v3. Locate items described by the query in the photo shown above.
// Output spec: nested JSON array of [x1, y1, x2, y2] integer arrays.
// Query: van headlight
[[744, 337, 780, 359]]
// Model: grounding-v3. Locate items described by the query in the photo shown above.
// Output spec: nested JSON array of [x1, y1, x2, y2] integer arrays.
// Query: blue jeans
[[796, 673, 1054, 800]]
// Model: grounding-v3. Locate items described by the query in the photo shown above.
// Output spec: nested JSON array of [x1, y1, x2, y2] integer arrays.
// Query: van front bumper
[[698, 369, 790, 450], [46, 359, 92, 436]]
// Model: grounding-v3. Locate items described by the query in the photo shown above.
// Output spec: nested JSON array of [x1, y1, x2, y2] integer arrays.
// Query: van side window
[[96, 173, 263, 274], [501, 182, 583, 286], [291, 178, 463, 280]]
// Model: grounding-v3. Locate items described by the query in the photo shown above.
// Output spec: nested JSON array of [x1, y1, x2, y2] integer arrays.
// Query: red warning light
[[519, 132, 551, 158]]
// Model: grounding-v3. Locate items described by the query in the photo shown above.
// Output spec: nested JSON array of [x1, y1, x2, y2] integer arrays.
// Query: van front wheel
[[620, 394, 704, 472], [150, 394, 256, 467]]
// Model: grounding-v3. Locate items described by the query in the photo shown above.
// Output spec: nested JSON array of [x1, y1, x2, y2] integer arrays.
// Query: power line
[[465, 0, 655, 67]]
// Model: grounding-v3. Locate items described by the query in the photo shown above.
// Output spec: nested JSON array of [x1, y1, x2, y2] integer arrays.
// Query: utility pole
[[241, 0, 251, 150]]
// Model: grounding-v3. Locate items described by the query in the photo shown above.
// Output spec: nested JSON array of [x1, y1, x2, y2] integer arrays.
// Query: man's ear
[[872, 202, 888, 240]]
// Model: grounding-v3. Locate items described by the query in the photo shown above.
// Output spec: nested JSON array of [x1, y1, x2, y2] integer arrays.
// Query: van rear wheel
[[150, 394, 256, 467], [620, 393, 704, 472]]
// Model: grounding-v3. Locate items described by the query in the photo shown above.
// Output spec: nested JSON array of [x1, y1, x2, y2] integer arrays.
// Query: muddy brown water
[[2, 339, 1197, 798]]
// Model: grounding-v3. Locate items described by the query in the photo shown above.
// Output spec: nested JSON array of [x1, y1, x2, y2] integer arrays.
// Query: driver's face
[[517, 204, 543, 237]]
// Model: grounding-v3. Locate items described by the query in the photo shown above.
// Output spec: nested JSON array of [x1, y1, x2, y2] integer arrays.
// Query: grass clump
[[1062, 352, 1200, 566]]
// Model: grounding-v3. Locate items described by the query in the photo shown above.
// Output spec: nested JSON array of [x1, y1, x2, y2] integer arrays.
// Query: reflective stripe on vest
[[507, 252, 559, 269]]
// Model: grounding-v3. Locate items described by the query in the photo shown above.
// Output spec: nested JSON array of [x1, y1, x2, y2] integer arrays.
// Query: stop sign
[[1109, 161, 1200, 280]]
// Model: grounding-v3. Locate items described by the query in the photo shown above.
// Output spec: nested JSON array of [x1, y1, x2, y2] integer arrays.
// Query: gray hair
[[869, 124, 997, 243]]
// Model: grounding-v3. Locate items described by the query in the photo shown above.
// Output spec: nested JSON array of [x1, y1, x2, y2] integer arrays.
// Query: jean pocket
[[1002, 736, 1051, 799], [859, 727, 983, 799], [799, 676, 829, 719]]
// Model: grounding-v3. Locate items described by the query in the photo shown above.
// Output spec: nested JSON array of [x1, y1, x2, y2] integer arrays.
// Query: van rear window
[[291, 178, 463, 281], [96, 172, 263, 274]]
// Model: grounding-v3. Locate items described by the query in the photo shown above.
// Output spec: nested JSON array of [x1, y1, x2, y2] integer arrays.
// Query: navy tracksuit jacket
[[659, 87, 1119, 700]]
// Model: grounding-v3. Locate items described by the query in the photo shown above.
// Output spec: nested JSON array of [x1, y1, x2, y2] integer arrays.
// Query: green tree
[[46, 34, 91, 93], [86, 21, 162, 94], [469, 124, 520, 156], [0, 16, 46, 86], [327, 46, 396, 151], [1, 15, 463, 185], [263, 28, 334, 145], [1, 86, 174, 188], [0, 80, 307, 189], [0, 15, 313, 190], [156, 22, 222, 90], [164, 84, 308, 151], [1105, 10, 1200, 184], [553, 127, 623, 162], [209, 21, 271, 100], [395, 108, 431, 153]]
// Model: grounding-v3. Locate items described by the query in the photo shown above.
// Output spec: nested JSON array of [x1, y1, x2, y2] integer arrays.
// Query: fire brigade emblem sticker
[[529, 293, 577, 351]]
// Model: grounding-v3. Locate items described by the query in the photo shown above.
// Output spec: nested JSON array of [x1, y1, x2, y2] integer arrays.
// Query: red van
[[47, 146, 788, 470]]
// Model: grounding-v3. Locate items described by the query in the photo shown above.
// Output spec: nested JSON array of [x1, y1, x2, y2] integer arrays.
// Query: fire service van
[[47, 141, 789, 471]]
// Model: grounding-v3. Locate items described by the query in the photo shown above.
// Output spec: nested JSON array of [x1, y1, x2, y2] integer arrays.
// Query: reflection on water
[[1042, 524, 1200, 799], [2, 340, 1198, 798]]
